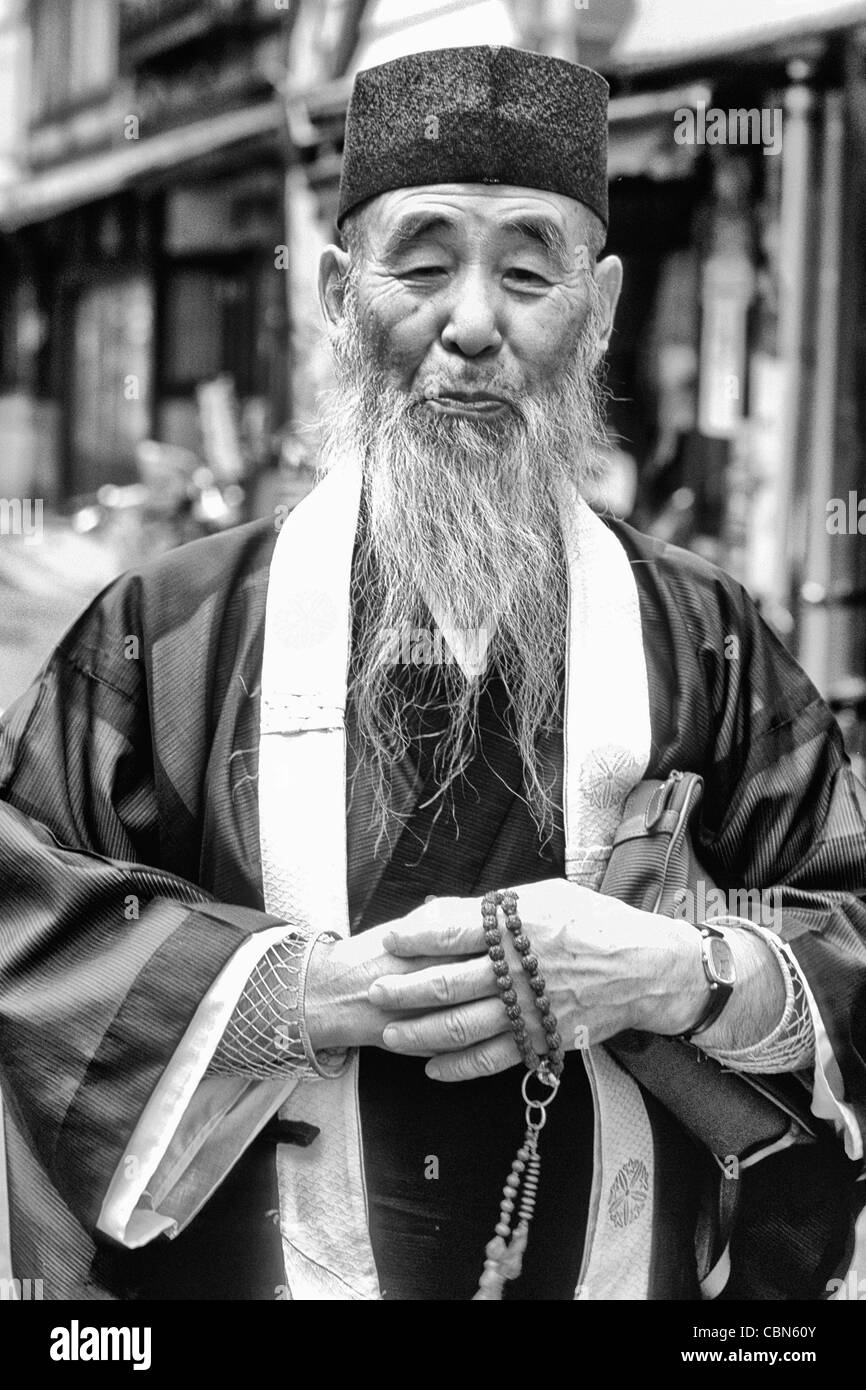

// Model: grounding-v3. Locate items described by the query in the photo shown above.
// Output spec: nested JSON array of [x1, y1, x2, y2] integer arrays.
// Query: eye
[[504, 267, 550, 287], [400, 264, 448, 281]]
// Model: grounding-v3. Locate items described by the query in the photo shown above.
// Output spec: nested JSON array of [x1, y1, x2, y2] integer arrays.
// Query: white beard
[[318, 274, 610, 845]]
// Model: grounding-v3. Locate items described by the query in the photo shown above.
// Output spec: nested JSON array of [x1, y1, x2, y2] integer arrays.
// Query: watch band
[[678, 923, 735, 1042]]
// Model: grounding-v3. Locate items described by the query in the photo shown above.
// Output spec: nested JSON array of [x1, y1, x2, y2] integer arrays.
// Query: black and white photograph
[[0, 0, 865, 1360]]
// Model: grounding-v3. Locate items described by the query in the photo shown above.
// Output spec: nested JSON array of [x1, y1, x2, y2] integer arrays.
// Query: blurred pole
[[278, 9, 298, 429], [772, 68, 814, 612], [281, 165, 295, 428], [800, 90, 844, 694], [274, 0, 370, 439]]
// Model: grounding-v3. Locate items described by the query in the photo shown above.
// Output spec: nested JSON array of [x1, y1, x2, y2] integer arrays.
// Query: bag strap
[[601, 770, 817, 1159]]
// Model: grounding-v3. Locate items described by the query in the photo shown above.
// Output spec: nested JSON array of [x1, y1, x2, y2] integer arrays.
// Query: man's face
[[321, 182, 620, 419]]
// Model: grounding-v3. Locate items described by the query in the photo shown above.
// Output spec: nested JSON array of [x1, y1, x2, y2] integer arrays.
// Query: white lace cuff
[[207, 929, 350, 1080]]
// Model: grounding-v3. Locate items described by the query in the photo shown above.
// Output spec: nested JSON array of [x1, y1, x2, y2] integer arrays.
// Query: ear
[[318, 244, 351, 335], [593, 254, 623, 350]]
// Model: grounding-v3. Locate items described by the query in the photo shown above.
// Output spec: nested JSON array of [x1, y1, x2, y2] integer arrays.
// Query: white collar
[[257, 453, 656, 1302]]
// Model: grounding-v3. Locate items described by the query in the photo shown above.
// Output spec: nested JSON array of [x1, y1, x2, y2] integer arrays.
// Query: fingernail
[[368, 983, 384, 1005], [382, 932, 396, 952], [382, 1026, 400, 1048]]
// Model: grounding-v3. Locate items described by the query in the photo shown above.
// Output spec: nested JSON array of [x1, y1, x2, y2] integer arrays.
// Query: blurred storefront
[[0, 0, 863, 764], [0, 0, 331, 702], [0, 0, 298, 508], [601, 0, 866, 773]]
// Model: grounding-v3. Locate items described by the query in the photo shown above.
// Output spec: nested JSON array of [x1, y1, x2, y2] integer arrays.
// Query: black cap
[[338, 45, 609, 231]]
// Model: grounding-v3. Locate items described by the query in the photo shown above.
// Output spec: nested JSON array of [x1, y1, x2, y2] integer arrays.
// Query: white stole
[[258, 458, 656, 1299]]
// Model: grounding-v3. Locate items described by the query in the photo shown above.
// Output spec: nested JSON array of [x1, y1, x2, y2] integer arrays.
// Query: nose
[[440, 268, 503, 358]]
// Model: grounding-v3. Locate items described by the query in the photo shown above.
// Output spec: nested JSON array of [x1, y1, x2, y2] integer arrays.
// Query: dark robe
[[0, 514, 864, 1299]]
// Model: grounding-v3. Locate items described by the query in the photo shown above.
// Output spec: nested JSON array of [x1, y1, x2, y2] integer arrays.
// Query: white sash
[[258, 459, 656, 1299]]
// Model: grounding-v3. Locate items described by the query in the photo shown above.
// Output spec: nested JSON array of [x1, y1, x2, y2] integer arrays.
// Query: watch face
[[707, 936, 736, 986]]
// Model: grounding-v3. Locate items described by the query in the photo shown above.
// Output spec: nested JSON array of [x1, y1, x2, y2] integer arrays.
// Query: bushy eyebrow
[[498, 216, 571, 273], [379, 213, 454, 261], [379, 210, 572, 273]]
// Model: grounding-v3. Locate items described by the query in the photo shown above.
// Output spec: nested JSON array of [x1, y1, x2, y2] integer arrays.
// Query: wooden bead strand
[[474, 888, 564, 1300]]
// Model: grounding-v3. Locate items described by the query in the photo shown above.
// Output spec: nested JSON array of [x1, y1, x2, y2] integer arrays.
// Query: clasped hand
[[304, 879, 705, 1082]]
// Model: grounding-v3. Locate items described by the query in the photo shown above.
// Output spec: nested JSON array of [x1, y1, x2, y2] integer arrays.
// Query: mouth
[[422, 390, 512, 418]]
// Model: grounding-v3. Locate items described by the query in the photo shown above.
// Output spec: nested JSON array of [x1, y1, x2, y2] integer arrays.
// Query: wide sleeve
[[695, 578, 866, 1166], [0, 575, 296, 1251]]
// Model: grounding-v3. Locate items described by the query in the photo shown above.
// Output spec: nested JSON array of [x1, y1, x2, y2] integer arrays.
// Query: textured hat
[[337, 45, 609, 231]]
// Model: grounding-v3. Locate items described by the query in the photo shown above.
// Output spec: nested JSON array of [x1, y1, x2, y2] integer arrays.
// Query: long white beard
[[318, 276, 610, 846]]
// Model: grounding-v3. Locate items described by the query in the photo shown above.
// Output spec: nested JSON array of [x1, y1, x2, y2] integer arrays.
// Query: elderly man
[[0, 46, 864, 1303]]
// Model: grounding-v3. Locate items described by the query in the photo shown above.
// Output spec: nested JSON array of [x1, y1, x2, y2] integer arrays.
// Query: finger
[[383, 897, 487, 958], [369, 957, 497, 1011], [381, 997, 507, 1055], [425, 1033, 522, 1083]]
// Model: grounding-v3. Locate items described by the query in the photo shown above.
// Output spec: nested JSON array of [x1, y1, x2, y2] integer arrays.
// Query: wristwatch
[[678, 922, 736, 1041]]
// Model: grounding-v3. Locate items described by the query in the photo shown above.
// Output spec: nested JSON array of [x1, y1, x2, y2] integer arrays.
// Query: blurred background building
[[0, 0, 863, 776]]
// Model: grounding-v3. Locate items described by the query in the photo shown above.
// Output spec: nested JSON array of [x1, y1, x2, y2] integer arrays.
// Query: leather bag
[[600, 770, 858, 1300]]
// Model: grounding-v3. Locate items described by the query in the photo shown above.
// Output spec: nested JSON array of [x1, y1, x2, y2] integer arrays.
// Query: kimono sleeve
[[0, 576, 294, 1251], [697, 579, 866, 1167]]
